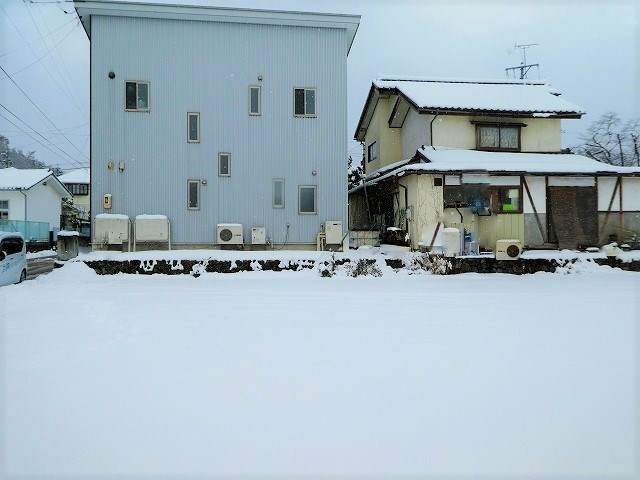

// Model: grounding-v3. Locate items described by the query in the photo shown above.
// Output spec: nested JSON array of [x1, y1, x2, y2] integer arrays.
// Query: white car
[[0, 232, 27, 287]]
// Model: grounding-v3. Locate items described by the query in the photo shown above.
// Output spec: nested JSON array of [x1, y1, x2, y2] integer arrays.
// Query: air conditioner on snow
[[217, 224, 243, 245], [495, 239, 522, 260]]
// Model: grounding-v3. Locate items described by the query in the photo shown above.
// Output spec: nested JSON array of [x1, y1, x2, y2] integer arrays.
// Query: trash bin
[[57, 230, 80, 261]]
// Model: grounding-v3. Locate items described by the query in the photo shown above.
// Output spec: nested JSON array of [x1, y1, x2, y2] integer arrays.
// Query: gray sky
[[1, 0, 638, 171]]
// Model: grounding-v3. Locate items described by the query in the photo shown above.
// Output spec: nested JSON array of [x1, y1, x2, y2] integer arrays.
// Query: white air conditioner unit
[[496, 239, 522, 260], [217, 223, 243, 245], [251, 227, 266, 245]]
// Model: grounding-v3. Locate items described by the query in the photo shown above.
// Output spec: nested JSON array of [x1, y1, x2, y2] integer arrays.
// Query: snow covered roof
[[351, 148, 640, 192], [0, 167, 71, 197], [0, 167, 55, 190], [58, 169, 90, 185], [355, 76, 585, 141]]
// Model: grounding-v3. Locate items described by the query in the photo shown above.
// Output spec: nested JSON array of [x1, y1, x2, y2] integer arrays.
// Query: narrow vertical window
[[249, 86, 261, 115], [298, 185, 317, 214], [0, 200, 8, 220], [187, 180, 200, 210], [188, 113, 200, 143], [367, 142, 378, 163], [218, 153, 231, 177], [273, 179, 285, 208], [125, 81, 150, 111], [294, 88, 316, 117]]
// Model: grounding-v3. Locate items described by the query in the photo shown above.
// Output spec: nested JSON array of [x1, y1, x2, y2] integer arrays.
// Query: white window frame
[[187, 112, 200, 143], [249, 86, 261, 116], [293, 87, 316, 117], [273, 179, 285, 208], [298, 185, 317, 215], [218, 152, 231, 177], [125, 80, 150, 111], [0, 200, 8, 220], [187, 180, 200, 210]]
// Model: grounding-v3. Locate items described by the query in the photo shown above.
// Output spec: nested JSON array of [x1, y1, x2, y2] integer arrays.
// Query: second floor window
[[477, 124, 520, 151], [368, 142, 378, 163], [125, 81, 149, 111], [294, 88, 316, 117], [66, 183, 89, 195]]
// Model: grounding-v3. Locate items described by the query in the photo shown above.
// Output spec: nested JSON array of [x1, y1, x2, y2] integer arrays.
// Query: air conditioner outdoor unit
[[496, 239, 522, 260], [217, 223, 243, 245]]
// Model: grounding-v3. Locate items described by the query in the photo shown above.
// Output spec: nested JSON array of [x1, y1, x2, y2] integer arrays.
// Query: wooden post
[[600, 176, 621, 239], [522, 176, 546, 243]]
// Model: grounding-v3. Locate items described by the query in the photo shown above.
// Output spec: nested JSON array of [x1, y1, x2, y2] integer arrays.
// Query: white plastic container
[[442, 227, 461, 257]]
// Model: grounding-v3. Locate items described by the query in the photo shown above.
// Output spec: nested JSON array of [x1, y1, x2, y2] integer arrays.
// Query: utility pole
[[506, 43, 540, 80]]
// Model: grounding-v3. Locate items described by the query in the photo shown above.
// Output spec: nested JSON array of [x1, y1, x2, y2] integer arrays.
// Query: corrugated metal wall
[[91, 15, 348, 245]]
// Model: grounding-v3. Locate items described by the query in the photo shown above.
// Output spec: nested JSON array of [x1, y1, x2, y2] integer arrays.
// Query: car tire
[[19, 269, 27, 283]]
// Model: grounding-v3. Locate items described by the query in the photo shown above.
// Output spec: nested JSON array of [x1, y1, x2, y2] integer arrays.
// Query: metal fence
[[0, 220, 53, 242]]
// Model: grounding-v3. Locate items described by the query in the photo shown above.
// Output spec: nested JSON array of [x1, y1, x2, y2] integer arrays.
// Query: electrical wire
[[0, 17, 75, 57]]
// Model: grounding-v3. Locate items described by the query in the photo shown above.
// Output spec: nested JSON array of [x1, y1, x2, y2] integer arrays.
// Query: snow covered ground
[[1, 259, 639, 479]]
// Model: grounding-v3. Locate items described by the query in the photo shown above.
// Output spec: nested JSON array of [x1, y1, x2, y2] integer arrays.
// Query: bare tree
[[576, 112, 640, 166]]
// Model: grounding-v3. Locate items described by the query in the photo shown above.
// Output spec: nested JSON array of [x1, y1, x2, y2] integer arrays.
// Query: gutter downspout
[[429, 111, 439, 147], [19, 190, 27, 222]]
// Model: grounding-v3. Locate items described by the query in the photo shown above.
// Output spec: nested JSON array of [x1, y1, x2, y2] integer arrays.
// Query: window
[[249, 86, 261, 115], [66, 183, 89, 196], [443, 185, 521, 214], [298, 185, 316, 214], [477, 124, 520, 151], [0, 200, 8, 220], [0, 236, 23, 255], [187, 180, 200, 210], [125, 81, 149, 111], [218, 153, 230, 177], [273, 179, 285, 208], [494, 186, 521, 213], [294, 88, 316, 117], [188, 113, 200, 143], [368, 142, 378, 163]]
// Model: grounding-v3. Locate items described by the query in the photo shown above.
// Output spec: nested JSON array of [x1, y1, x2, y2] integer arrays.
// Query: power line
[[0, 17, 75, 57], [0, 3, 85, 115], [0, 64, 89, 164], [0, 112, 85, 168], [0, 103, 88, 169]]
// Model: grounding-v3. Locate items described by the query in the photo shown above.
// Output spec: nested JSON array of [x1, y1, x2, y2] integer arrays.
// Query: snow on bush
[[403, 252, 452, 275]]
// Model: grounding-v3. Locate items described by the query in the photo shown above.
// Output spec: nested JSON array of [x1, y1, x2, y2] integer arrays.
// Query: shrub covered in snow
[[404, 252, 452, 275], [346, 258, 383, 277]]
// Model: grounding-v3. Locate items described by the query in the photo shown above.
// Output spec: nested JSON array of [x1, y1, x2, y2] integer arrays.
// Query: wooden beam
[[600, 176, 621, 237], [522, 176, 546, 243]]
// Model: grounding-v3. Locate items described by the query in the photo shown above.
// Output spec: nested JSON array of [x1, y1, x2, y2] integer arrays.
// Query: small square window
[[494, 186, 521, 213], [273, 179, 285, 208], [188, 113, 200, 143], [367, 142, 378, 163], [125, 81, 149, 111], [218, 153, 231, 177], [187, 180, 200, 210], [294, 88, 316, 117], [298, 185, 316, 214], [249, 86, 261, 115]]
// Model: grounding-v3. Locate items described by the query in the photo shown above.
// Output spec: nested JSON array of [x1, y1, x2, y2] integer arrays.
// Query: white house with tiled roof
[[350, 76, 640, 251], [0, 168, 70, 239]]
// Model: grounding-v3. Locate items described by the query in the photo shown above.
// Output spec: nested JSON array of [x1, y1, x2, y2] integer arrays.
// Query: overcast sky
[[0, 0, 638, 171]]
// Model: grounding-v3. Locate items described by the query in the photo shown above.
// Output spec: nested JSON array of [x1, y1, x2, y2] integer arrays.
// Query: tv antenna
[[506, 43, 540, 80]]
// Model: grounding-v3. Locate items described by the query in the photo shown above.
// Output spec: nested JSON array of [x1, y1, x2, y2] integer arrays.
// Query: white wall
[[0, 191, 26, 221], [25, 182, 65, 229], [523, 176, 546, 214], [622, 178, 640, 210]]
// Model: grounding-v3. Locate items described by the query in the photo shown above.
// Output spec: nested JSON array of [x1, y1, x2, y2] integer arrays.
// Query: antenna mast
[[506, 43, 540, 80]]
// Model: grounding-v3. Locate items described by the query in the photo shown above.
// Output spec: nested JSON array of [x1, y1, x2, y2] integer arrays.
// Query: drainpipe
[[19, 190, 27, 221], [429, 111, 440, 147]]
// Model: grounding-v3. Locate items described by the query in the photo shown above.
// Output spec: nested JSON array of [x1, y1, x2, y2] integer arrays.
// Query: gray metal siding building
[[75, 1, 360, 246]]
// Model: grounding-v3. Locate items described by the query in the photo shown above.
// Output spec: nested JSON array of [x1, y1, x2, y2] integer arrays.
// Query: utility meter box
[[103, 193, 112, 209]]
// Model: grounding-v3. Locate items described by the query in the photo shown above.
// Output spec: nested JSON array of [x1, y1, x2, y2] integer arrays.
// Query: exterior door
[[547, 186, 598, 249]]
